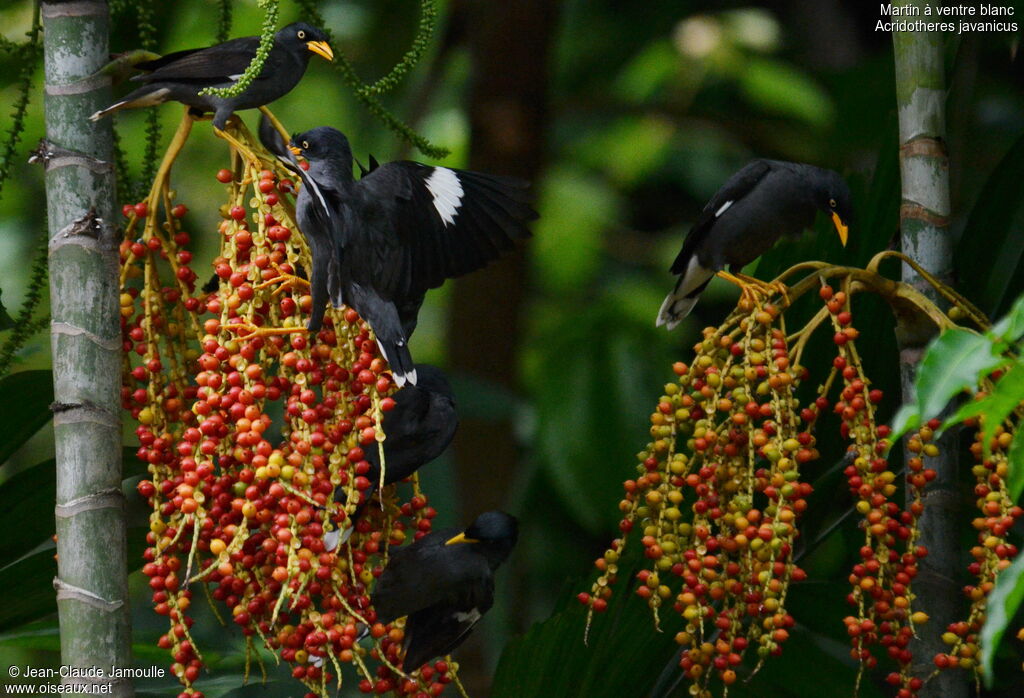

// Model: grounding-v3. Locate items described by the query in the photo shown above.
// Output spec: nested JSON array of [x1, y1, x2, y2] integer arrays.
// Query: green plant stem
[[0, 241, 49, 377], [0, 7, 42, 203], [892, 4, 964, 696], [292, 0, 449, 159], [41, 1, 132, 694], [200, 0, 279, 99]]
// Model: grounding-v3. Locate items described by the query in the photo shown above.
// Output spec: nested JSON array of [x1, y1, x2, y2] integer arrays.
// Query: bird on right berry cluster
[[657, 159, 852, 328]]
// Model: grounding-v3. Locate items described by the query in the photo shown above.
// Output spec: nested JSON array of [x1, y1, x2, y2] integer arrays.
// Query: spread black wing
[[670, 159, 772, 274], [355, 162, 537, 299], [133, 36, 261, 84]]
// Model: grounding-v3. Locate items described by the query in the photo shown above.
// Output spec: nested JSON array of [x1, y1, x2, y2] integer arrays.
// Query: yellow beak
[[307, 41, 334, 62], [445, 532, 480, 546], [831, 212, 849, 247], [288, 144, 302, 156]]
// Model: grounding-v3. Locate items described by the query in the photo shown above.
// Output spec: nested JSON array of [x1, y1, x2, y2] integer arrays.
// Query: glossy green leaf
[[981, 552, 1024, 686], [0, 547, 57, 632], [887, 404, 921, 445], [1009, 426, 1024, 504], [0, 369, 53, 464], [945, 360, 1024, 460], [914, 329, 1008, 421], [0, 458, 56, 563], [492, 543, 682, 698], [988, 292, 1024, 344], [531, 302, 675, 533]]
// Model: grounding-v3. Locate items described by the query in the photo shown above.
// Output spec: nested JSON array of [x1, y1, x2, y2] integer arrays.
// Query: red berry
[[216, 168, 233, 183]]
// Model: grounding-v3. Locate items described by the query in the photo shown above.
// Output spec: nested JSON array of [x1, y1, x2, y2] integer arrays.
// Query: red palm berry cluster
[[119, 120, 451, 698], [582, 301, 814, 694]]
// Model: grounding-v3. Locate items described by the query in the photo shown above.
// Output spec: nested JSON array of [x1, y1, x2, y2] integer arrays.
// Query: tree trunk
[[42, 1, 132, 695], [446, 0, 558, 691], [891, 4, 964, 696]]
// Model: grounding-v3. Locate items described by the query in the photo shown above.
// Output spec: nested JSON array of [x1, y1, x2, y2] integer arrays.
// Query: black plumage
[[657, 159, 852, 329], [90, 23, 333, 129], [357, 364, 457, 503], [281, 126, 536, 386], [371, 511, 518, 671], [321, 364, 457, 553]]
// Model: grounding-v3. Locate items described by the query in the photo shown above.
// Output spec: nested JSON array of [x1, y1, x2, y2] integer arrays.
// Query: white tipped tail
[[89, 87, 170, 122], [657, 293, 700, 330], [375, 337, 417, 387], [656, 256, 715, 330], [89, 101, 127, 121]]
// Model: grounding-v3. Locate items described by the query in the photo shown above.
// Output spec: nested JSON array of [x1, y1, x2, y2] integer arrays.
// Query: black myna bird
[[371, 511, 518, 671], [279, 127, 536, 386], [352, 364, 457, 506], [656, 159, 852, 329], [90, 23, 333, 129], [323, 364, 458, 552]]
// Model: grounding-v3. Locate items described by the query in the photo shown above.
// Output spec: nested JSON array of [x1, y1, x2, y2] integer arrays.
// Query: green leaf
[[0, 458, 57, 563], [0, 618, 59, 651], [1009, 426, 1024, 503], [0, 369, 53, 465], [492, 543, 682, 698], [530, 302, 675, 533], [945, 361, 1024, 460], [914, 329, 1008, 421], [0, 547, 57, 632], [981, 552, 1024, 686], [989, 293, 1024, 344], [887, 404, 921, 445], [956, 130, 1024, 316], [739, 58, 834, 129], [0, 288, 15, 330], [533, 168, 621, 294]]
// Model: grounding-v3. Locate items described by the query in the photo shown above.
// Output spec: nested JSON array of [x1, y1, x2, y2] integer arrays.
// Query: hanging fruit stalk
[[581, 255, 1021, 698], [119, 111, 462, 698]]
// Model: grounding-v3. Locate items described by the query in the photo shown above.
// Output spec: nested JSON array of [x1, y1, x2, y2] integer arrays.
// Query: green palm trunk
[[42, 1, 133, 695], [892, 3, 964, 696]]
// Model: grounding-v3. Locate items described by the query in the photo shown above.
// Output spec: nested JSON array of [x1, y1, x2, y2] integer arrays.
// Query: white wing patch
[[454, 609, 482, 625], [715, 200, 734, 217], [424, 167, 464, 226]]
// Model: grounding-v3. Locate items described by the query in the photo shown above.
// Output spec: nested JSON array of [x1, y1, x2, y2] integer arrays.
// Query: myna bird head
[[812, 168, 852, 247], [445, 511, 519, 569], [289, 127, 354, 181], [277, 22, 334, 62]]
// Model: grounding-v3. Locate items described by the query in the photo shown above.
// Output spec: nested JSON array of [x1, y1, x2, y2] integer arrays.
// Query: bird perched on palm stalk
[[657, 160, 852, 329], [371, 511, 518, 671], [347, 364, 456, 508], [323, 364, 457, 552], [90, 23, 333, 129], [262, 123, 536, 386]]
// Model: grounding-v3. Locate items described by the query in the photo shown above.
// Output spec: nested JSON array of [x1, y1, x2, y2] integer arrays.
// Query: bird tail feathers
[[377, 337, 417, 387], [656, 258, 715, 330], [89, 86, 171, 121]]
